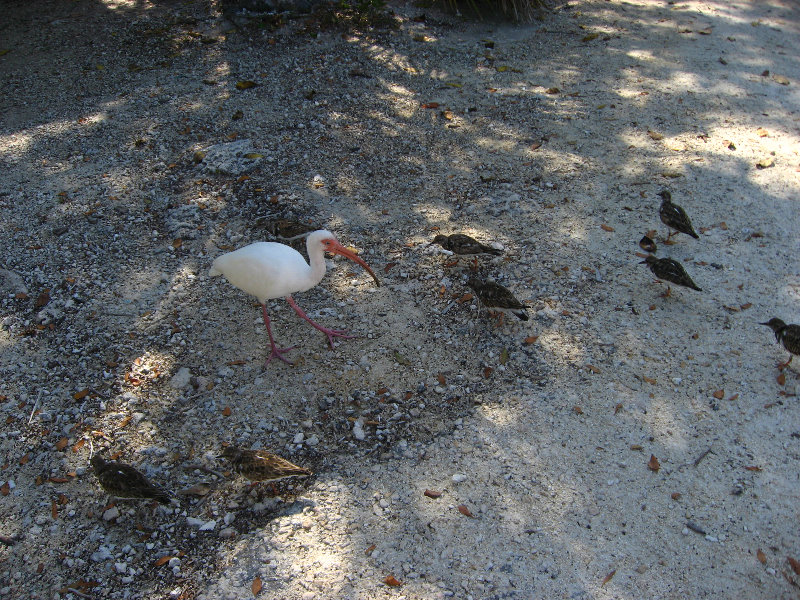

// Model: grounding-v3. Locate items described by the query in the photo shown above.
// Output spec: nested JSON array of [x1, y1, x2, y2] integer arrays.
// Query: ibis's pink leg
[[261, 304, 295, 365], [285, 295, 355, 349]]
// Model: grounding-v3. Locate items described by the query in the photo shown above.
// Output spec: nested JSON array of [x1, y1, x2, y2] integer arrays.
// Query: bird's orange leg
[[778, 355, 793, 371], [261, 304, 295, 365], [664, 230, 676, 245], [285, 296, 355, 349], [660, 286, 672, 298]]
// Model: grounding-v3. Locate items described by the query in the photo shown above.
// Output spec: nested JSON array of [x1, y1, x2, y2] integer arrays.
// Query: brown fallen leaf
[[222, 406, 232, 416], [756, 128, 768, 138], [384, 575, 403, 587], [600, 224, 614, 232], [586, 364, 601, 374], [235, 80, 257, 90], [420, 102, 440, 109], [51, 500, 58, 519], [153, 556, 174, 567], [545, 87, 560, 94], [642, 375, 657, 385], [573, 406, 583, 415], [483, 367, 493, 379], [524, 335, 538, 345], [630, 444, 643, 451], [756, 157, 775, 169], [437, 373, 446, 386], [788, 557, 800, 576], [19, 454, 30, 465], [757, 549, 767, 564], [118, 415, 132, 428], [671, 492, 681, 500], [458, 504, 475, 518], [712, 389, 724, 399], [252, 576, 262, 596], [71, 439, 85, 453], [601, 569, 616, 586], [34, 290, 51, 309], [424, 489, 442, 499], [582, 32, 599, 42], [384, 262, 397, 273], [740, 303, 752, 310], [614, 403, 623, 415], [777, 373, 786, 386], [745, 465, 762, 472], [727, 393, 739, 402], [55, 437, 69, 451], [365, 544, 376, 555], [178, 483, 212, 497], [0, 482, 9, 496], [648, 455, 661, 472], [73, 389, 89, 401], [647, 130, 664, 140]]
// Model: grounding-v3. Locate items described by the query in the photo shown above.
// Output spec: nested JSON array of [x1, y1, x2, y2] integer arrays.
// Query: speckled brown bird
[[760, 318, 800, 370], [641, 255, 701, 295], [431, 234, 503, 267], [219, 447, 312, 483], [659, 190, 699, 241], [90, 455, 172, 504], [639, 235, 657, 254], [466, 277, 528, 323]]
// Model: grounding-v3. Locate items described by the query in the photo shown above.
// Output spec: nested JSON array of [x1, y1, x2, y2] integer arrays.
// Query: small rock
[[452, 473, 467, 483], [91, 546, 113, 562], [305, 434, 319, 446], [293, 432, 304, 444], [168, 557, 181, 569], [219, 527, 236, 539], [199, 520, 217, 531], [169, 367, 192, 389], [353, 417, 366, 441], [102, 507, 120, 521], [114, 562, 127, 574]]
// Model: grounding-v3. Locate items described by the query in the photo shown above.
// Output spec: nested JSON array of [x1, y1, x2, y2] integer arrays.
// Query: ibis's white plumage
[[210, 230, 379, 366]]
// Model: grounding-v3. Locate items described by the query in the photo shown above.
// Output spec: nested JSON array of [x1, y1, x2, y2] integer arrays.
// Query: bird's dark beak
[[759, 321, 770, 326], [329, 241, 380, 287], [639, 259, 647, 264]]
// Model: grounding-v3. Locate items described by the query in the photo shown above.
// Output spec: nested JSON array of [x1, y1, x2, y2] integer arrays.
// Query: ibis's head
[[310, 230, 380, 287]]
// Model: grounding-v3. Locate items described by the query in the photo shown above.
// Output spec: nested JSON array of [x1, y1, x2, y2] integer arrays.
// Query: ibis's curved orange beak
[[325, 239, 380, 287]]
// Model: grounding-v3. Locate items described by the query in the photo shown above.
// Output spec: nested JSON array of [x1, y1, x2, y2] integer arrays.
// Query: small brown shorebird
[[639, 235, 657, 254], [659, 190, 699, 242], [430, 233, 503, 268], [265, 218, 318, 241], [760, 318, 800, 370], [219, 447, 312, 484], [640, 255, 701, 296], [466, 277, 528, 325], [90, 455, 172, 504]]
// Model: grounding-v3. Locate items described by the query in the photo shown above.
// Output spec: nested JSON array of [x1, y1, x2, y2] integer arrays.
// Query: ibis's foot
[[265, 344, 296, 366], [319, 327, 356, 349]]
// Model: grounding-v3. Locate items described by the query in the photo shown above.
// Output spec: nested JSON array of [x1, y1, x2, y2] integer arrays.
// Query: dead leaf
[[530, 141, 542, 150], [788, 557, 800, 576], [55, 437, 69, 451], [582, 32, 600, 42], [771, 74, 790, 85], [757, 549, 767, 564], [384, 575, 403, 587], [19, 454, 30, 465], [630, 444, 643, 451], [740, 303, 752, 310], [586, 364, 601, 374], [420, 102, 439, 109], [51, 500, 58, 519], [235, 80, 257, 90], [712, 389, 724, 399], [647, 130, 664, 141], [745, 465, 762, 472], [457, 504, 475, 518], [73, 389, 89, 401], [601, 569, 616, 586], [153, 556, 174, 567], [365, 544, 376, 555], [614, 403, 623, 414], [376, 387, 389, 396], [424, 489, 442, 499], [524, 335, 538, 345], [499, 348, 509, 365], [0, 482, 9, 496], [573, 406, 583, 415], [483, 367, 493, 379], [118, 415, 132, 428], [437, 373, 446, 386], [71, 439, 86, 453], [252, 576, 262, 596], [545, 87, 560, 94], [756, 128, 768, 137], [222, 406, 232, 416], [671, 492, 681, 500], [642, 375, 657, 385], [648, 454, 661, 472], [172, 238, 183, 249], [727, 393, 739, 402], [34, 290, 51, 309], [384, 262, 397, 272], [600, 224, 615, 232], [778, 373, 786, 386], [179, 483, 212, 497], [697, 27, 712, 35]]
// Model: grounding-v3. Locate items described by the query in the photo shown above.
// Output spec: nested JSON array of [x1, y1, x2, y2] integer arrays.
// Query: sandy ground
[[1, 0, 800, 598]]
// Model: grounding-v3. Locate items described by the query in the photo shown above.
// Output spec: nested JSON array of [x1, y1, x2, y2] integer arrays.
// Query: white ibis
[[210, 230, 379, 365]]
